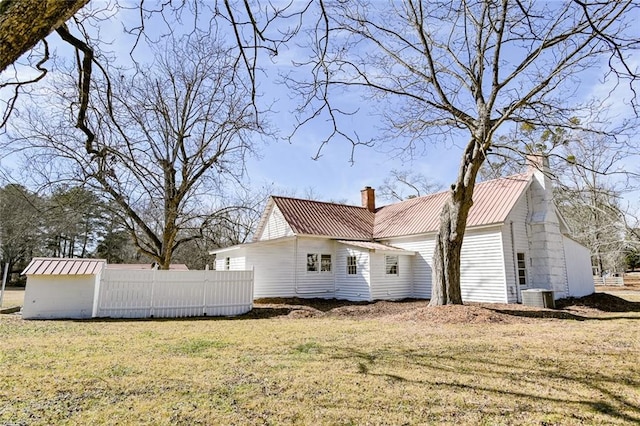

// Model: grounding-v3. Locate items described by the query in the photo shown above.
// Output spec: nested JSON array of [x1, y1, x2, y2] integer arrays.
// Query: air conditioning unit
[[521, 289, 555, 308]]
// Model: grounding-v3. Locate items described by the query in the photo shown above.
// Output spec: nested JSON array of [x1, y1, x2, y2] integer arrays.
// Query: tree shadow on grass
[[333, 346, 640, 424], [555, 293, 640, 312]]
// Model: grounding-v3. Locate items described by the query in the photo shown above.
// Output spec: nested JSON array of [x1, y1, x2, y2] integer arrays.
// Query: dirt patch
[[248, 292, 640, 324]]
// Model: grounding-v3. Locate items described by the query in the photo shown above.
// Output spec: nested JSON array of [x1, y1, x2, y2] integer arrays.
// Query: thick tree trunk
[[429, 142, 486, 306], [0, 0, 89, 73]]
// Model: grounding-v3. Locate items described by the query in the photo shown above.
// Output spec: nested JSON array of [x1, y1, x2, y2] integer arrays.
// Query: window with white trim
[[321, 254, 332, 272], [517, 252, 527, 286], [307, 254, 318, 272], [347, 255, 357, 275], [385, 255, 399, 275], [307, 253, 332, 273]]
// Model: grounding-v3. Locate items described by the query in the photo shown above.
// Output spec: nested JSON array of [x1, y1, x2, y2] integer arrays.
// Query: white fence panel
[[97, 270, 154, 318], [95, 269, 253, 319], [204, 270, 255, 316]]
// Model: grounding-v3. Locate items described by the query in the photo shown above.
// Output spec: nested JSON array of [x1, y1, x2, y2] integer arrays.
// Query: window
[[307, 253, 332, 273], [307, 254, 318, 272], [225, 257, 230, 270], [517, 252, 527, 286], [385, 255, 399, 275], [321, 254, 332, 272], [347, 255, 357, 275]]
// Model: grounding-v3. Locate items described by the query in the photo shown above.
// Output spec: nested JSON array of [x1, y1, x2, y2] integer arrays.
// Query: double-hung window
[[385, 255, 399, 275], [307, 253, 332, 273], [347, 255, 357, 275]]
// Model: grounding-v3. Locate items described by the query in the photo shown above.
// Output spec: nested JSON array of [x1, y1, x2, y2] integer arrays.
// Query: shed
[[22, 258, 106, 319]]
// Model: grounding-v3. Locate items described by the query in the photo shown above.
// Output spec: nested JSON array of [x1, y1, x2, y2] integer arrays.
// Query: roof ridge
[[376, 171, 531, 210], [271, 195, 366, 209]]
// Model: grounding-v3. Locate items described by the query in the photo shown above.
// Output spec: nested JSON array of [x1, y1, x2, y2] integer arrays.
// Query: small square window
[[385, 255, 399, 275]]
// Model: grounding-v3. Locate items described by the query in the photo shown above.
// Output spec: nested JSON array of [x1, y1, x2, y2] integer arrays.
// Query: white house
[[211, 157, 594, 303]]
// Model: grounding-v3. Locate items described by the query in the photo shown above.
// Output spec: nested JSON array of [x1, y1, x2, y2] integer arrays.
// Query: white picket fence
[[93, 269, 254, 318]]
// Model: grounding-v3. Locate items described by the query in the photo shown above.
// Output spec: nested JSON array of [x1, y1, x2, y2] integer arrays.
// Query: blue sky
[[1, 1, 638, 210]]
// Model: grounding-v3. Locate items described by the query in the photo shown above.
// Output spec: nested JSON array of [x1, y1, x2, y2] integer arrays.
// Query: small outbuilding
[[22, 258, 106, 319]]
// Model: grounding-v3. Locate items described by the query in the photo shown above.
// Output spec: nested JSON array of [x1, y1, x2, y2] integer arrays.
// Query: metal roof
[[337, 240, 415, 255], [271, 196, 375, 239], [22, 258, 106, 276], [374, 173, 531, 238], [265, 173, 531, 240]]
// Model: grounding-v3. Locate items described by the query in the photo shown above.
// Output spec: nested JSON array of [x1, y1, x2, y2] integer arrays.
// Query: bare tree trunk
[[430, 143, 485, 306], [0, 0, 89, 72]]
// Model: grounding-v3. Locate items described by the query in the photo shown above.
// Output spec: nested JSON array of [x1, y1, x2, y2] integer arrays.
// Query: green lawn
[[1, 297, 639, 425]]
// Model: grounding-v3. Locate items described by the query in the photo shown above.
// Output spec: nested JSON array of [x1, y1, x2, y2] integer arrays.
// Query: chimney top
[[361, 187, 375, 212], [525, 153, 550, 172]]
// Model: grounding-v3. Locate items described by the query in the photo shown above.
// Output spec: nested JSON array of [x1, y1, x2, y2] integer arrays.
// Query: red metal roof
[[374, 173, 531, 238], [22, 258, 106, 276], [272, 196, 375, 239], [267, 173, 531, 240]]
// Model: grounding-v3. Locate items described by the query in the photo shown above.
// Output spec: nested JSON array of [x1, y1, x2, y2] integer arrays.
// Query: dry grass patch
[[1, 292, 639, 425]]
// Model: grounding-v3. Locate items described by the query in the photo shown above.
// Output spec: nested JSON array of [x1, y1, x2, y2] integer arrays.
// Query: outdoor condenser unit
[[521, 289, 555, 308]]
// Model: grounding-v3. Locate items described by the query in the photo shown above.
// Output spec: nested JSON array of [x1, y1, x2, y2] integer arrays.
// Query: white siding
[[388, 228, 508, 303], [335, 245, 372, 301], [369, 252, 413, 300], [502, 194, 530, 303], [563, 236, 594, 298], [246, 239, 297, 298], [214, 249, 246, 271], [459, 228, 508, 303], [384, 236, 434, 299], [23, 274, 98, 319], [257, 205, 294, 241], [293, 238, 336, 298]]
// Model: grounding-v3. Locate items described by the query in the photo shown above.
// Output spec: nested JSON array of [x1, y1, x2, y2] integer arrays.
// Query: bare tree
[[0, 184, 43, 283], [554, 132, 637, 275], [378, 169, 442, 202], [286, 1, 640, 305], [8, 33, 269, 269]]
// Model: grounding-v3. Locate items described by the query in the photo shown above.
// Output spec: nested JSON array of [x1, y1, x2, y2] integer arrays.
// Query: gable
[[269, 196, 375, 239], [253, 200, 294, 241]]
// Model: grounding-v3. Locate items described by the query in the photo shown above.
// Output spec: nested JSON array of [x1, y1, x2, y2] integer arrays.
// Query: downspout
[[294, 236, 298, 294], [510, 221, 521, 303]]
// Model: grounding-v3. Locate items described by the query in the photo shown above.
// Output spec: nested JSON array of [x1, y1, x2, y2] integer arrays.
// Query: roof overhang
[[22, 258, 107, 276], [337, 240, 415, 255], [209, 236, 297, 255]]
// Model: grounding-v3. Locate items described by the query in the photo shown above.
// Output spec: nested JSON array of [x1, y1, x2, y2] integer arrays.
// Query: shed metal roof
[[22, 258, 106, 276]]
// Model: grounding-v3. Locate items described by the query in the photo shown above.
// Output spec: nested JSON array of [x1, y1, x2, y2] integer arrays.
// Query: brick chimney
[[361, 186, 375, 212]]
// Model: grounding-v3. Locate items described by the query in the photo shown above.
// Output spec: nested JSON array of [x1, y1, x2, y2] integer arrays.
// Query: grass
[[1, 291, 639, 425]]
